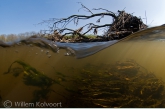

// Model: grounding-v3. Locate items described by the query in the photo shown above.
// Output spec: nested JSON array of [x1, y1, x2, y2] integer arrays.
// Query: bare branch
[[51, 13, 116, 29], [59, 28, 88, 39], [39, 4, 147, 42], [93, 8, 115, 14], [83, 24, 112, 35], [78, 2, 93, 15]]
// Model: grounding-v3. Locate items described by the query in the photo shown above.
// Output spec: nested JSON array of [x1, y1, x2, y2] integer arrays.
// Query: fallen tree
[[40, 3, 147, 42]]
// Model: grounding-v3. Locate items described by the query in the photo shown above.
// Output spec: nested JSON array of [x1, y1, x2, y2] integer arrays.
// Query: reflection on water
[[1, 25, 165, 107]]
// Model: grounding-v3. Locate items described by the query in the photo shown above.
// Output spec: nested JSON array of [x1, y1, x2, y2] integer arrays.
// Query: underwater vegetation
[[3, 59, 165, 108], [67, 60, 165, 108], [3, 60, 69, 105]]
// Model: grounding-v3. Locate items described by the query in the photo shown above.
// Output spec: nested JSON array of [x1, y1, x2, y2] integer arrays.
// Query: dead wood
[[40, 4, 147, 42]]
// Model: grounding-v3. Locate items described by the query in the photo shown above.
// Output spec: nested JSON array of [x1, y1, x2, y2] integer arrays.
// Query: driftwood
[[40, 3, 147, 42]]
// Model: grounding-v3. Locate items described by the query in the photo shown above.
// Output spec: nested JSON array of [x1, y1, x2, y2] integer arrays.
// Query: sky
[[0, 0, 165, 35]]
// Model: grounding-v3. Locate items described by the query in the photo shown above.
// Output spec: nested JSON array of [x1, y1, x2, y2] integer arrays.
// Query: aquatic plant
[[5, 60, 62, 86], [67, 60, 165, 108], [4, 60, 66, 104], [4, 59, 165, 107]]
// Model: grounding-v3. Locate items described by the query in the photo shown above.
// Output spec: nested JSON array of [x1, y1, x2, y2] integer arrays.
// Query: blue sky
[[0, 0, 165, 35]]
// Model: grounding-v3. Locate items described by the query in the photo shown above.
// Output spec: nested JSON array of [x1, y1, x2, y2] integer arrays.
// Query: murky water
[[1, 25, 165, 108]]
